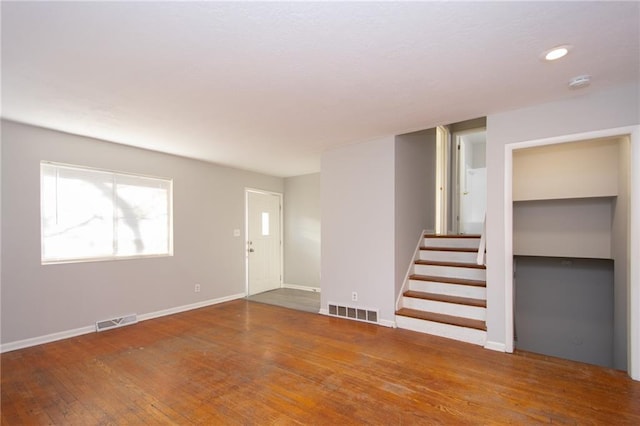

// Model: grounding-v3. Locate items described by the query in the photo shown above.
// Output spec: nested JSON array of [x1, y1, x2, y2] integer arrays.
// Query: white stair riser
[[409, 280, 486, 299], [395, 315, 486, 346], [414, 264, 486, 281], [402, 297, 486, 321], [419, 250, 478, 263], [424, 238, 479, 249]]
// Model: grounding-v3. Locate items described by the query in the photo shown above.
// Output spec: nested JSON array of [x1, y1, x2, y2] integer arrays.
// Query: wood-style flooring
[[246, 288, 320, 313], [2, 299, 639, 425]]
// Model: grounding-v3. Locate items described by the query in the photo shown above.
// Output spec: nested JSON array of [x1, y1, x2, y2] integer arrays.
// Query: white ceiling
[[2, 2, 638, 177]]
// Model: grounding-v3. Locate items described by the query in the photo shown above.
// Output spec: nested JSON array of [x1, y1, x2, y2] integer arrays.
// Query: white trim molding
[[484, 341, 507, 352], [0, 293, 246, 354], [137, 293, 246, 322], [0, 325, 96, 354], [630, 125, 640, 381]]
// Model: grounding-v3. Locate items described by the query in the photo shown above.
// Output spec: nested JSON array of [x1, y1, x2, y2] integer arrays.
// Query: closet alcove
[[512, 136, 630, 370]]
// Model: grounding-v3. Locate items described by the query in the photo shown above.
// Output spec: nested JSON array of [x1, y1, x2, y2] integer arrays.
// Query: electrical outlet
[[351, 291, 358, 302], [195, 284, 201, 293]]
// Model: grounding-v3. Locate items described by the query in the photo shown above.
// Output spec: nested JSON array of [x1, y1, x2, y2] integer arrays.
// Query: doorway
[[435, 117, 487, 236], [245, 189, 282, 296], [454, 128, 486, 235]]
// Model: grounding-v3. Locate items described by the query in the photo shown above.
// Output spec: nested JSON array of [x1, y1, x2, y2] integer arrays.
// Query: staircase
[[395, 234, 487, 346]]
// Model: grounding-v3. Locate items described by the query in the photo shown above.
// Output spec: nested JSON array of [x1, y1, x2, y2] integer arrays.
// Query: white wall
[[486, 82, 640, 350], [321, 137, 396, 324], [394, 130, 435, 297], [0, 120, 283, 346], [283, 173, 321, 289]]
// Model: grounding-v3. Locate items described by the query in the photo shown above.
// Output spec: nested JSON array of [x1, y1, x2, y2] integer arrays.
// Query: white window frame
[[40, 161, 174, 264]]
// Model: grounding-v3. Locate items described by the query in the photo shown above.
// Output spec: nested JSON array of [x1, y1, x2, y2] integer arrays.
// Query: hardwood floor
[[2, 299, 639, 425]]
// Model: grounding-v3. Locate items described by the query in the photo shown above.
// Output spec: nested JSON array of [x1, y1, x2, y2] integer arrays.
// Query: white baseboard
[[137, 293, 245, 322], [484, 340, 507, 352], [282, 283, 321, 293], [0, 325, 96, 354], [0, 292, 246, 354], [378, 319, 396, 328]]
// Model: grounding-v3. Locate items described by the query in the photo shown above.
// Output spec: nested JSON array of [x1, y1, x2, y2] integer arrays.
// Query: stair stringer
[[395, 230, 428, 312]]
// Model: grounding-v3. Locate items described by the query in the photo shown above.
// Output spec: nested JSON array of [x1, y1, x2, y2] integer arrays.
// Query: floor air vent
[[96, 313, 138, 332], [328, 303, 378, 324]]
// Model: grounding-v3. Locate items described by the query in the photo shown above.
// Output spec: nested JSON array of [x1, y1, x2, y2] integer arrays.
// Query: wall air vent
[[327, 303, 378, 324], [96, 313, 138, 332]]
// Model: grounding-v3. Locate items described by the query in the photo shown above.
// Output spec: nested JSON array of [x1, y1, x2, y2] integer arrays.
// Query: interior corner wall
[[613, 137, 631, 370], [394, 130, 436, 298], [0, 127, 3, 344], [0, 120, 283, 346], [486, 82, 640, 348], [321, 136, 396, 323], [283, 173, 321, 289]]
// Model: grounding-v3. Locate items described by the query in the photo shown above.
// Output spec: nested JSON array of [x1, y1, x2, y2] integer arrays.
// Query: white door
[[456, 129, 487, 235], [246, 189, 282, 296]]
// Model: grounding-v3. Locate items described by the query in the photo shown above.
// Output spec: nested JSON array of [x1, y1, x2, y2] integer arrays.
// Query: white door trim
[[245, 188, 283, 296], [503, 125, 640, 380]]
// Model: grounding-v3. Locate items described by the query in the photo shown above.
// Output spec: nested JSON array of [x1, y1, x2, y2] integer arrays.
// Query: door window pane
[[261, 212, 269, 236]]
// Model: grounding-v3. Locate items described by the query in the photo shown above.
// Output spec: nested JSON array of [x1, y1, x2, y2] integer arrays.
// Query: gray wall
[[1, 120, 283, 345], [486, 82, 639, 348], [515, 256, 614, 368], [513, 198, 613, 259], [394, 129, 435, 298], [283, 173, 321, 289], [321, 131, 436, 323], [321, 137, 396, 324], [450, 117, 486, 134]]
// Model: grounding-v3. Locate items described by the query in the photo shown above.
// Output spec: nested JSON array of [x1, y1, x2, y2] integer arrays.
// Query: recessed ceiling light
[[542, 45, 571, 61]]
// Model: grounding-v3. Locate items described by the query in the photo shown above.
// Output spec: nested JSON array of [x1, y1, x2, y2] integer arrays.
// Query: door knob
[[249, 248, 254, 252]]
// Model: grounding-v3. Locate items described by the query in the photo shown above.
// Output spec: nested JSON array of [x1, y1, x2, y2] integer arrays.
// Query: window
[[41, 162, 173, 264], [261, 212, 270, 236]]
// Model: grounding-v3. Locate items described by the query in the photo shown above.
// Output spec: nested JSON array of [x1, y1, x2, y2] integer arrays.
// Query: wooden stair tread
[[420, 246, 478, 252], [396, 308, 487, 331], [424, 234, 481, 239], [415, 259, 486, 270], [409, 274, 486, 287], [404, 290, 486, 308]]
